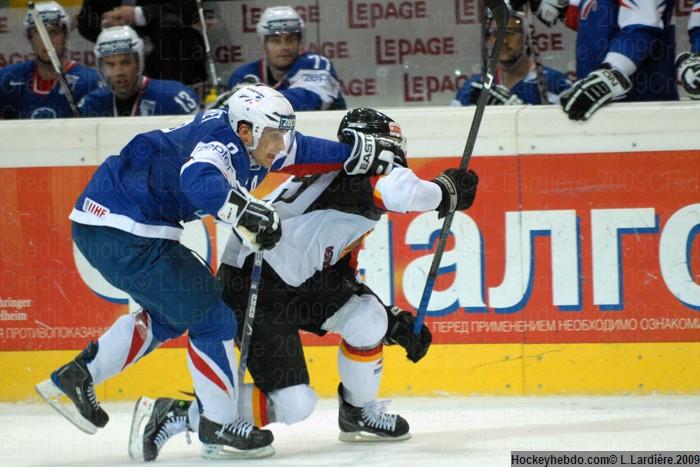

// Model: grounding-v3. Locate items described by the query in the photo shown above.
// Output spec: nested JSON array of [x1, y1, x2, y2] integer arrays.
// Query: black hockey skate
[[199, 415, 275, 459], [35, 341, 109, 434], [337, 383, 411, 442], [129, 397, 192, 461]]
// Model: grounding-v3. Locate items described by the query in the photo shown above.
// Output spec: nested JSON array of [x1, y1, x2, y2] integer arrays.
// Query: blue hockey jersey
[[79, 77, 200, 117], [0, 60, 100, 119], [452, 65, 571, 105], [690, 0, 700, 52], [573, 0, 677, 101], [69, 108, 352, 240], [227, 53, 346, 111]]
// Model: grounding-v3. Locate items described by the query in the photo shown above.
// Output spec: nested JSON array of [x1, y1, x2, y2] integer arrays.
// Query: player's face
[[487, 17, 525, 65], [28, 25, 66, 64], [252, 127, 288, 168], [101, 53, 140, 99], [264, 33, 300, 70]]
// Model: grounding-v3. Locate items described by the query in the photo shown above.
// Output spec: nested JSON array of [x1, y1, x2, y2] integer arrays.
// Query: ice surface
[[1, 396, 699, 467]]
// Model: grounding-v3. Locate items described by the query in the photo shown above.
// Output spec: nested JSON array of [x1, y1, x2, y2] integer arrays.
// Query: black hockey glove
[[560, 64, 632, 121], [383, 306, 432, 363], [342, 129, 407, 176], [470, 82, 525, 106], [676, 52, 700, 98], [432, 168, 479, 219], [220, 190, 281, 251]]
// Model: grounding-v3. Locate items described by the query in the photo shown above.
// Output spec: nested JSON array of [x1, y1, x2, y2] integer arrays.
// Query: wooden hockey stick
[[196, 0, 224, 95], [28, 2, 80, 117], [413, 0, 509, 335]]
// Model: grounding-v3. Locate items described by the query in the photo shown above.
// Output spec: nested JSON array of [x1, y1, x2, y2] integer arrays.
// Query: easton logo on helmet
[[96, 39, 133, 56], [261, 18, 302, 35]]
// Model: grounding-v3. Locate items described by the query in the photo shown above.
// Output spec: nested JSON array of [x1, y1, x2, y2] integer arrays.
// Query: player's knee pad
[[323, 294, 388, 348], [268, 384, 318, 425]]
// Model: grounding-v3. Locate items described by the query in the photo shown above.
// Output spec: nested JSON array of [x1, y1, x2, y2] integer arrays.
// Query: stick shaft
[[412, 1, 508, 335], [237, 252, 263, 392], [196, 0, 222, 92], [28, 2, 80, 117]]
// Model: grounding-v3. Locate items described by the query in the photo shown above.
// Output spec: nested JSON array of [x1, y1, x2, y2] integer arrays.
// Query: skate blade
[[339, 431, 412, 443], [201, 443, 275, 460], [35, 379, 98, 435], [128, 397, 156, 461]]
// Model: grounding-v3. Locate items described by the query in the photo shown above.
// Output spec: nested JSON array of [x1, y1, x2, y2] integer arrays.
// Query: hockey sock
[[87, 310, 157, 385], [337, 340, 383, 407]]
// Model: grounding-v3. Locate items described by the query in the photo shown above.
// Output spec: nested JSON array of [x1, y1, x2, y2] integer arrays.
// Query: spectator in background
[[226, 6, 346, 111], [547, 0, 678, 121], [80, 26, 199, 117], [451, 8, 571, 106], [0, 1, 100, 119], [77, 0, 207, 87], [675, 0, 700, 99]]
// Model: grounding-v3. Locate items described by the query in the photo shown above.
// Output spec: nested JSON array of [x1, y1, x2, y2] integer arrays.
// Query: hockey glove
[[220, 190, 282, 251], [532, 0, 569, 27], [470, 82, 525, 106], [432, 168, 479, 219], [676, 52, 700, 98], [342, 129, 407, 176], [383, 306, 432, 363], [560, 64, 632, 121]]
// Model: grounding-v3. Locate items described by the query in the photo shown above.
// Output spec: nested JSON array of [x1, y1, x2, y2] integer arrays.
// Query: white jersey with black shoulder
[[219, 167, 441, 287]]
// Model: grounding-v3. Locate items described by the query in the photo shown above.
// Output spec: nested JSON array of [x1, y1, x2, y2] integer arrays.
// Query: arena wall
[[1, 102, 699, 401]]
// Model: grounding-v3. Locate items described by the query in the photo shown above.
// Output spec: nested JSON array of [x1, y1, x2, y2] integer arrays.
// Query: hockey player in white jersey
[[34, 87, 405, 461], [128, 108, 478, 461], [226, 6, 346, 111], [675, 0, 700, 98]]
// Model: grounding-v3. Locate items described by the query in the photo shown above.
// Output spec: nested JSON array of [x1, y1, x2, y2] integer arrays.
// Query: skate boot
[[199, 415, 275, 459], [337, 383, 411, 442], [35, 341, 109, 434], [129, 397, 193, 461]]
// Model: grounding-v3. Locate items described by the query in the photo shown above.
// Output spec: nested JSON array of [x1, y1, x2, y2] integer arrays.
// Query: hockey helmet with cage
[[94, 26, 146, 79], [24, 1, 71, 34], [256, 6, 305, 43], [227, 84, 296, 151], [337, 108, 407, 156]]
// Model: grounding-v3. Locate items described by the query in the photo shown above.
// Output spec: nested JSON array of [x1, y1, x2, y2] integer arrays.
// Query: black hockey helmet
[[337, 107, 407, 155]]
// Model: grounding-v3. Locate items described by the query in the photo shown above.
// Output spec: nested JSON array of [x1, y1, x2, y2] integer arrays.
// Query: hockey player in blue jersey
[[35, 85, 405, 460], [452, 9, 571, 106], [226, 6, 346, 111], [555, 0, 678, 120], [675, 0, 700, 98], [80, 26, 200, 117], [0, 2, 99, 119]]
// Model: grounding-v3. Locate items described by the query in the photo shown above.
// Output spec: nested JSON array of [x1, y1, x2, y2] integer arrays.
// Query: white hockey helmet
[[94, 26, 145, 78], [256, 6, 305, 44], [24, 1, 71, 34], [227, 85, 296, 151]]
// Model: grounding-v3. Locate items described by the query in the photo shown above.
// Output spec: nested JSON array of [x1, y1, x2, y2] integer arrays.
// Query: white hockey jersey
[[220, 168, 441, 287]]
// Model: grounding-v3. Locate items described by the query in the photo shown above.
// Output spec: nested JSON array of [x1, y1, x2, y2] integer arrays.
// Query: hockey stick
[[413, 0, 508, 335], [28, 2, 80, 117], [237, 251, 263, 395], [523, 3, 549, 104], [196, 0, 224, 95]]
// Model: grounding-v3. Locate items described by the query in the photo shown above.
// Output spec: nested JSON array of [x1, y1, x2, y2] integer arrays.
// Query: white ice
[[1, 396, 699, 467]]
